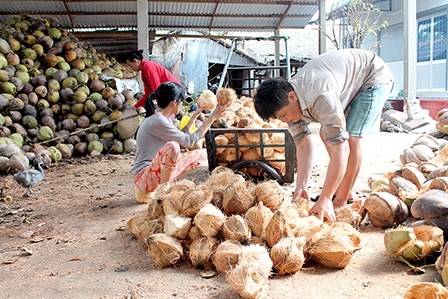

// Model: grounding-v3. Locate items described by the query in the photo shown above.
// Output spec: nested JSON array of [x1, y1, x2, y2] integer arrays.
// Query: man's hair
[[116, 49, 144, 63], [253, 78, 293, 120]]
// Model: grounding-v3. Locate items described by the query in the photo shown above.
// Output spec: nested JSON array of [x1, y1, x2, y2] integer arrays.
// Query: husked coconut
[[227, 244, 272, 299], [211, 165, 234, 175], [180, 183, 213, 217], [249, 236, 265, 246], [189, 236, 220, 270], [307, 222, 362, 269], [222, 215, 251, 244], [205, 171, 245, 209], [244, 201, 273, 239], [221, 147, 239, 162], [223, 180, 256, 215], [270, 237, 306, 275], [212, 240, 243, 273], [270, 133, 285, 153], [126, 212, 164, 246], [194, 203, 226, 237], [436, 242, 448, 286], [147, 233, 183, 268], [403, 282, 448, 299], [266, 151, 286, 175], [253, 180, 284, 211], [163, 214, 192, 239]]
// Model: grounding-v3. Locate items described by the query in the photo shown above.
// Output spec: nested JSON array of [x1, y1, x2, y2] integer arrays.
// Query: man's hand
[[309, 196, 336, 224], [292, 188, 310, 201]]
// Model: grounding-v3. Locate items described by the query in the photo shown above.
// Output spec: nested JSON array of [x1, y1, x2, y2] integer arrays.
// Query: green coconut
[[37, 126, 54, 141], [88, 140, 103, 154], [47, 146, 62, 162]]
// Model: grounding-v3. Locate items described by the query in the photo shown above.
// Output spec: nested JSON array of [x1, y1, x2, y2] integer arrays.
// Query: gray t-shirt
[[132, 113, 202, 176], [288, 49, 393, 145]]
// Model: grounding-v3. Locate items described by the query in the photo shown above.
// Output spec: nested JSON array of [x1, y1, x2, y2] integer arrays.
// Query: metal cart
[[205, 127, 296, 185]]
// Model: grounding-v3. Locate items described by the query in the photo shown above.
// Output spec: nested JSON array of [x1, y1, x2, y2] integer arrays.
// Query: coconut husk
[[389, 177, 419, 206], [147, 195, 164, 220], [293, 216, 327, 244], [222, 215, 251, 244], [266, 151, 286, 175], [189, 236, 220, 270], [212, 240, 244, 273], [253, 180, 284, 212], [362, 192, 409, 229], [417, 162, 439, 178], [429, 177, 448, 191], [265, 209, 295, 247], [411, 189, 448, 219], [256, 141, 275, 158], [221, 147, 239, 162], [241, 148, 259, 161], [215, 134, 229, 154], [127, 212, 164, 246], [270, 133, 285, 154], [206, 171, 245, 210], [236, 134, 253, 152], [180, 183, 213, 217], [223, 180, 256, 215], [244, 201, 273, 239], [133, 187, 154, 204], [270, 237, 306, 276], [426, 166, 448, 180], [147, 233, 184, 268], [307, 223, 361, 269], [216, 88, 237, 106], [194, 203, 226, 237], [249, 236, 265, 246], [162, 180, 196, 215], [163, 214, 192, 239], [335, 207, 362, 228], [292, 197, 310, 217], [227, 244, 272, 299], [436, 243, 448, 286], [211, 165, 234, 175], [403, 282, 448, 299], [186, 225, 203, 246]]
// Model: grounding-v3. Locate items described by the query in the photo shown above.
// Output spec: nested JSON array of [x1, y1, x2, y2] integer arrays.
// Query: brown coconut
[[147, 233, 184, 268], [270, 133, 285, 154], [189, 236, 220, 270], [206, 171, 245, 210], [147, 196, 164, 220], [393, 165, 426, 189], [212, 240, 244, 273], [244, 201, 273, 239], [265, 209, 295, 247], [163, 214, 192, 239], [336, 206, 362, 228], [126, 212, 164, 246], [186, 225, 203, 245], [211, 165, 234, 175], [308, 223, 362, 269], [227, 244, 272, 299], [162, 180, 196, 215], [221, 147, 239, 162], [194, 203, 226, 237], [292, 196, 311, 217], [216, 87, 237, 106], [180, 183, 213, 217], [403, 282, 448, 299], [253, 180, 284, 211], [222, 215, 252, 244], [293, 216, 327, 243], [223, 180, 256, 215], [362, 192, 409, 229], [270, 237, 306, 276], [215, 134, 229, 154], [236, 134, 252, 152], [266, 151, 286, 175]]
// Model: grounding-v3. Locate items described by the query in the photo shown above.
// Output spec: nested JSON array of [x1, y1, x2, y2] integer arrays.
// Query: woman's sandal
[[311, 194, 354, 205]]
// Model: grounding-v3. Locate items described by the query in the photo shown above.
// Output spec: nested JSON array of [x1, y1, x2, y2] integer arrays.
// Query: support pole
[[403, 0, 418, 120], [319, 0, 327, 55], [218, 39, 237, 89], [137, 0, 149, 59]]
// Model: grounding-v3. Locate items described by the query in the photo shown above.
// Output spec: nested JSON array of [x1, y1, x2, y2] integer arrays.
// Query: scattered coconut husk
[[222, 215, 252, 244], [244, 201, 273, 239], [163, 214, 192, 239], [180, 183, 213, 217], [194, 203, 226, 237], [126, 212, 164, 246], [270, 237, 306, 276], [189, 236, 220, 270], [222, 180, 256, 215], [253, 180, 284, 212], [227, 244, 272, 299], [212, 240, 244, 273], [307, 223, 362, 269], [403, 282, 448, 299], [147, 233, 184, 268]]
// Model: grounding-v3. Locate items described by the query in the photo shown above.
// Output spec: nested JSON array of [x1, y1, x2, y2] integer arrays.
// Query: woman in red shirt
[[117, 50, 180, 108]]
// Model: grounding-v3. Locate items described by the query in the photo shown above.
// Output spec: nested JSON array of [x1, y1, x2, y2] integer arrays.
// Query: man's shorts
[[346, 82, 393, 137]]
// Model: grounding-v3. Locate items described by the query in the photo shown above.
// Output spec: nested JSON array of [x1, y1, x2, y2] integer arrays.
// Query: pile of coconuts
[[0, 14, 141, 173], [127, 166, 362, 299]]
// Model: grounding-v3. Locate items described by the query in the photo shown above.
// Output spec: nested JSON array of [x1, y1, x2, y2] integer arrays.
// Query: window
[[418, 15, 447, 62]]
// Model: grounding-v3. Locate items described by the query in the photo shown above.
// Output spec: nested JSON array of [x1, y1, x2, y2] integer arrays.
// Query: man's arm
[[293, 134, 314, 200]]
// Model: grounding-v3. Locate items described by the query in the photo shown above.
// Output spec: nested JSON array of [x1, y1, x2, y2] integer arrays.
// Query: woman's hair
[[145, 82, 186, 117], [253, 78, 293, 120], [116, 49, 144, 63]]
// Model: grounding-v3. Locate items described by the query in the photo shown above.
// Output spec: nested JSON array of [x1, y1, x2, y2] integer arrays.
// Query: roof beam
[[61, 0, 75, 28], [208, 1, 220, 31]]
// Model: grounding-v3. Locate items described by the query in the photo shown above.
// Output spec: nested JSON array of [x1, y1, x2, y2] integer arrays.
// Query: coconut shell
[[393, 165, 426, 189], [179, 183, 213, 217], [222, 215, 251, 244], [436, 242, 448, 286], [147, 233, 183, 268], [403, 282, 448, 299], [189, 236, 220, 270], [223, 180, 256, 215], [227, 244, 272, 299], [270, 237, 305, 276], [308, 223, 362, 269], [362, 192, 409, 229], [253, 180, 284, 212], [388, 177, 419, 199], [162, 180, 196, 215], [212, 240, 243, 273], [163, 214, 192, 239], [194, 203, 226, 237], [244, 201, 273, 239], [411, 189, 448, 219]]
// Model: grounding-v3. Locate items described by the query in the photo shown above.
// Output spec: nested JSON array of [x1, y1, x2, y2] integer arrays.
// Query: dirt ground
[[0, 129, 444, 299]]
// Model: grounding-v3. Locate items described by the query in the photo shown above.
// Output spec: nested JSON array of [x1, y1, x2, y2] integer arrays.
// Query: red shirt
[[136, 60, 180, 108]]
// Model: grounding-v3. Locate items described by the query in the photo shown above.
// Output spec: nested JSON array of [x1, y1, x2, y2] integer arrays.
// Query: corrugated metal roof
[[0, 0, 321, 55]]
